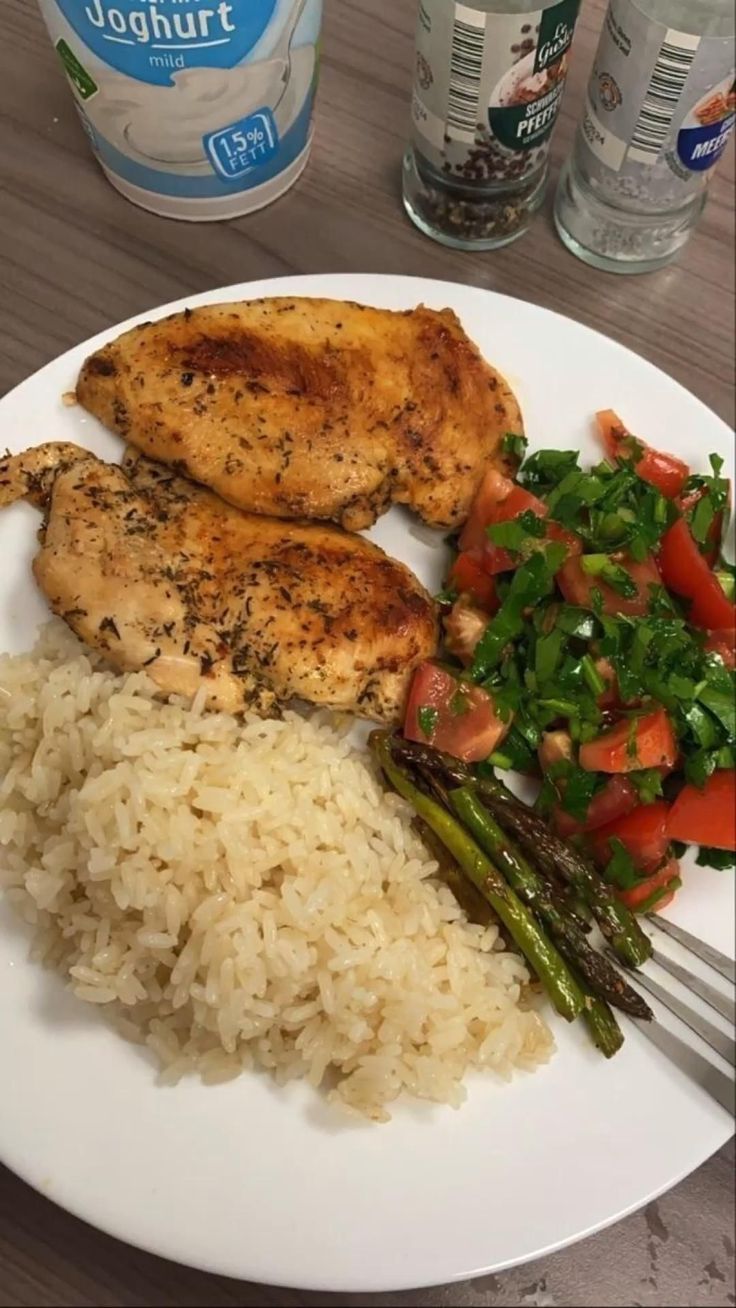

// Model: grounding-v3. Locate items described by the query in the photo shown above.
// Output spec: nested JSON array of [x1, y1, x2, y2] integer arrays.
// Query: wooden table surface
[[1, 0, 734, 1303]]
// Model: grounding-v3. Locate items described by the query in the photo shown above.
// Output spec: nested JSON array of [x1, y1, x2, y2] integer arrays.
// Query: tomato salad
[[404, 413, 736, 915]]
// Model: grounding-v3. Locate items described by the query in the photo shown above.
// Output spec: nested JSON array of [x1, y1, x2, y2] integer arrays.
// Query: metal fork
[[618, 917, 735, 1116]]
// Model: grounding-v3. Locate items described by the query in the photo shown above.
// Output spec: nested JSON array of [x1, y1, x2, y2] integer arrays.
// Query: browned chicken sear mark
[[0, 444, 438, 723], [76, 297, 523, 532], [178, 330, 345, 403]]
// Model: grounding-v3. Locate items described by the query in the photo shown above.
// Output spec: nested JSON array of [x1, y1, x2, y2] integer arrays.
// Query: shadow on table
[[0, 1140, 733, 1308]]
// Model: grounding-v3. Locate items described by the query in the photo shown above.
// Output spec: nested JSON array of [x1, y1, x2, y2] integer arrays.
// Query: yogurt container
[[38, 0, 323, 220]]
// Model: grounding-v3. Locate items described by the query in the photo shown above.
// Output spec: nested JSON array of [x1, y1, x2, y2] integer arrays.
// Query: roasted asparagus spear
[[392, 738, 652, 970], [371, 732, 586, 1023]]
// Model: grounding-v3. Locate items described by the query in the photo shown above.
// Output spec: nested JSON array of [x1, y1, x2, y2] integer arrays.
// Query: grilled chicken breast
[[0, 444, 438, 722], [76, 298, 522, 531]]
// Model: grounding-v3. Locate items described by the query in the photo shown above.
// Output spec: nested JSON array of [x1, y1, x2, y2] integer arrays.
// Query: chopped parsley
[[487, 510, 546, 554], [682, 455, 731, 554], [696, 847, 736, 871], [580, 555, 638, 599], [603, 838, 640, 891], [635, 876, 683, 914], [449, 688, 470, 717], [470, 544, 567, 680], [502, 432, 528, 462], [560, 765, 601, 822], [417, 706, 439, 740], [521, 452, 676, 560], [438, 438, 735, 909], [629, 769, 665, 805]]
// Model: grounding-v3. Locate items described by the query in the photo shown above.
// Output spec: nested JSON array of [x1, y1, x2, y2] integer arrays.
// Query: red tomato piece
[[596, 411, 690, 499], [579, 708, 678, 774], [590, 801, 671, 873], [450, 552, 499, 612], [668, 770, 736, 851], [500, 484, 548, 519], [616, 859, 681, 912], [705, 628, 736, 668], [659, 518, 736, 630], [636, 449, 691, 500], [553, 776, 638, 837], [481, 547, 517, 577], [404, 663, 512, 764], [459, 470, 540, 553], [459, 469, 580, 576], [546, 521, 584, 558], [444, 598, 490, 667], [557, 553, 663, 618]]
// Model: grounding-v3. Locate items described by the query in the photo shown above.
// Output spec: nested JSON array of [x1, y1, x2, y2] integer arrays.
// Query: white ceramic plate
[[0, 274, 733, 1293]]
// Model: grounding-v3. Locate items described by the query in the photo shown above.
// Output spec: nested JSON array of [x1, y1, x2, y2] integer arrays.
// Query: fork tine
[[630, 967, 735, 1067], [634, 1020, 735, 1117], [647, 917, 736, 984], [652, 949, 736, 1024]]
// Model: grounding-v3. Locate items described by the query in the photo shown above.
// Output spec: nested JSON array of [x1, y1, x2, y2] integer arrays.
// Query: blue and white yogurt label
[[56, 0, 279, 85], [38, 0, 322, 216], [205, 107, 280, 180]]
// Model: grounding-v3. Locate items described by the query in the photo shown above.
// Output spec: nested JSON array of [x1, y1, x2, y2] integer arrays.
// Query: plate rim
[[0, 271, 733, 1293]]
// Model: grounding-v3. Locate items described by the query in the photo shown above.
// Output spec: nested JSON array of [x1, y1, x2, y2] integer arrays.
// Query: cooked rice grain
[[0, 622, 552, 1119]]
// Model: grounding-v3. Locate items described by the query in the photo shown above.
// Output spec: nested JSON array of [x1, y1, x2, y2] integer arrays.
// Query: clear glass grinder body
[[554, 0, 735, 272]]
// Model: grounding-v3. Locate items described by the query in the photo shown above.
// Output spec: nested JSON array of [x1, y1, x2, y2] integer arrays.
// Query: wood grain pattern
[[0, 0, 733, 1303]]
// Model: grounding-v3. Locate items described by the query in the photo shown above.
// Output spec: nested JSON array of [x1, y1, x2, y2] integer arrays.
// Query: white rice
[[0, 622, 552, 1120]]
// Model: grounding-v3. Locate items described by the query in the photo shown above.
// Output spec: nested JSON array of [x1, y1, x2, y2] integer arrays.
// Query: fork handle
[[636, 1020, 735, 1117]]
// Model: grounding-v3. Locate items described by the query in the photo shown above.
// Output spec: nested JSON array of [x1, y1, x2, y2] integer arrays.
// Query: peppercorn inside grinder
[[403, 0, 582, 250]]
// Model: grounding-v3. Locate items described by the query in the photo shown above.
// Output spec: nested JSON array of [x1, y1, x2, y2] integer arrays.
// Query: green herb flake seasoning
[[502, 433, 529, 462]]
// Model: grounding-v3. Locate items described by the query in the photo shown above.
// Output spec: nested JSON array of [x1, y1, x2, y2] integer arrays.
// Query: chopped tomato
[[590, 801, 671, 873], [459, 470, 541, 553], [557, 553, 662, 618], [616, 859, 681, 913], [459, 468, 580, 575], [679, 486, 727, 567], [444, 597, 489, 666], [450, 552, 499, 612], [553, 776, 638, 837], [668, 770, 736, 851], [705, 628, 736, 668], [659, 518, 736, 630], [596, 411, 690, 499], [404, 662, 511, 764], [546, 521, 584, 558], [579, 708, 678, 774]]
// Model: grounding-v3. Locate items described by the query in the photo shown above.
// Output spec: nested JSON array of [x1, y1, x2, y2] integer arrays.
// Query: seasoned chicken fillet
[[0, 444, 438, 723], [76, 298, 522, 531]]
